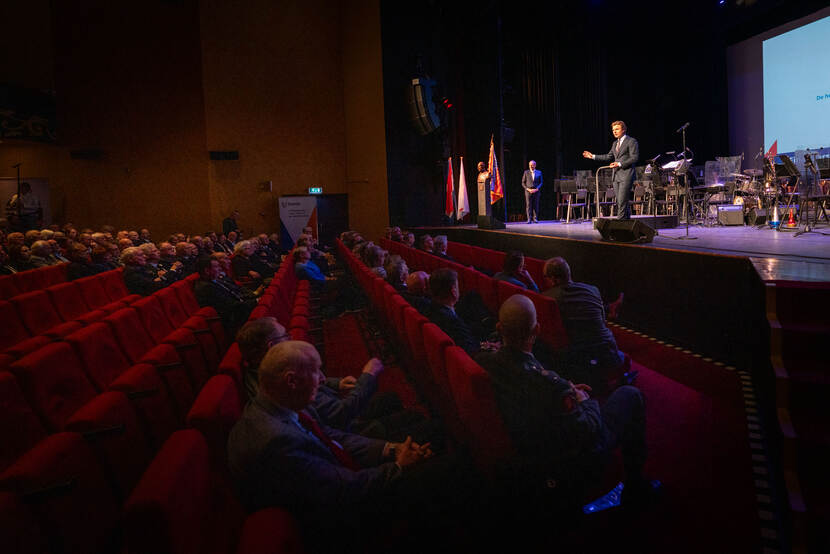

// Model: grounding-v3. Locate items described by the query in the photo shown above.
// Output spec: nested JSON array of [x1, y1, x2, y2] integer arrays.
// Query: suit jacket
[[227, 394, 398, 514], [425, 301, 480, 355], [522, 168, 543, 191], [194, 278, 256, 330], [593, 135, 639, 186], [123, 264, 165, 296], [475, 345, 605, 463]]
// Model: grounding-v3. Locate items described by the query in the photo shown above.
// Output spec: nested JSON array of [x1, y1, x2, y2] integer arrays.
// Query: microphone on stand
[[675, 122, 690, 133]]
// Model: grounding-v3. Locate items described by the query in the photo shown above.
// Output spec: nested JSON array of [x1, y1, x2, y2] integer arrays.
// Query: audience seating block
[[0, 371, 47, 472]]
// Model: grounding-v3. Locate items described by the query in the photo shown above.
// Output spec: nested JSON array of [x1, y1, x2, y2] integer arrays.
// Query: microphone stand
[[667, 125, 696, 240]]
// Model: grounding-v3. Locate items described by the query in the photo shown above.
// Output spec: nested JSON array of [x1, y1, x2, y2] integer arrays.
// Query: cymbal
[[744, 169, 763, 176], [692, 184, 724, 190], [730, 173, 750, 179]]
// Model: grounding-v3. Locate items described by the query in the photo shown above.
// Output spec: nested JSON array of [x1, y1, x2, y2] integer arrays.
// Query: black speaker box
[[747, 208, 766, 226], [477, 215, 505, 229], [595, 218, 656, 243]]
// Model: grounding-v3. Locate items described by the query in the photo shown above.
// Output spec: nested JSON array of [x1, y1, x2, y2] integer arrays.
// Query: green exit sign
[[308, 187, 322, 194]]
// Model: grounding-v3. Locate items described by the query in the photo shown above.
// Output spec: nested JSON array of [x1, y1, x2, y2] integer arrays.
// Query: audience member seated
[[237, 318, 429, 441], [28, 240, 58, 267], [476, 294, 661, 506], [194, 256, 258, 334], [541, 257, 626, 389], [493, 250, 539, 292], [365, 243, 387, 278], [138, 228, 152, 244], [293, 246, 328, 290], [297, 234, 330, 273], [227, 340, 470, 549], [66, 243, 99, 280], [232, 240, 265, 289], [400, 270, 431, 314], [214, 232, 232, 253], [91, 245, 118, 272], [158, 242, 179, 270], [175, 241, 197, 274], [417, 233, 434, 253], [385, 256, 408, 291], [7, 244, 35, 272], [140, 242, 183, 284], [227, 230, 239, 248], [48, 238, 69, 262], [432, 235, 454, 261], [390, 226, 403, 242], [24, 229, 41, 246], [0, 246, 14, 275], [403, 231, 415, 248], [121, 246, 167, 296], [6, 231, 25, 249], [424, 268, 486, 355]]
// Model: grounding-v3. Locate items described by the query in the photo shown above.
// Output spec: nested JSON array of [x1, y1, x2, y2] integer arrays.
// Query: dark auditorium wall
[[0, 0, 388, 240]]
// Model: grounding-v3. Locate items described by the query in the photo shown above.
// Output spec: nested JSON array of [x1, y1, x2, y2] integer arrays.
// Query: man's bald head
[[258, 341, 322, 410], [406, 271, 430, 296], [498, 294, 539, 346]]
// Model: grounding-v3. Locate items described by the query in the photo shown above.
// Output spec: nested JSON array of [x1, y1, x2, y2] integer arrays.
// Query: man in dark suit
[[227, 340, 438, 547], [476, 294, 660, 507], [521, 160, 543, 223], [583, 120, 639, 219], [194, 257, 257, 333], [424, 268, 481, 355]]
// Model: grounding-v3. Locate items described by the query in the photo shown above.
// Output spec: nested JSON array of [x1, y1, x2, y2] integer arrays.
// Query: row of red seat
[[378, 237, 569, 350], [339, 239, 516, 475], [1, 259, 310, 553], [0, 263, 68, 300], [1, 268, 140, 365]]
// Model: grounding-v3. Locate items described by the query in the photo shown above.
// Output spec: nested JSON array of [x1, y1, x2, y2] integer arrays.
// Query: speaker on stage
[[747, 208, 766, 226], [595, 218, 655, 243]]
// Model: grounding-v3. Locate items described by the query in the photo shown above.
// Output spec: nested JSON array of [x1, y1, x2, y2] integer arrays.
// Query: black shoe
[[621, 479, 663, 508], [526, 220, 532, 224], [532, 219, 538, 223]]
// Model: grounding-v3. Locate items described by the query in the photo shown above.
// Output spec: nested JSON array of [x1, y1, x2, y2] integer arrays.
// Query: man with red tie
[[583, 120, 640, 220]]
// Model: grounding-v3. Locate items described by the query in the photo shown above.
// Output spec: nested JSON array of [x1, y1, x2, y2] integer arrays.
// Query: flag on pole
[[765, 140, 778, 160], [444, 157, 455, 218], [457, 156, 470, 220], [488, 137, 504, 204]]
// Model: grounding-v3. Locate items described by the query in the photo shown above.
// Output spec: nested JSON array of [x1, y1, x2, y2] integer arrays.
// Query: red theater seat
[[422, 322, 455, 419], [131, 295, 175, 344], [125, 429, 302, 554], [109, 363, 181, 449], [100, 268, 139, 303], [218, 343, 243, 388], [0, 300, 31, 350], [9, 291, 83, 338], [64, 322, 132, 391], [8, 343, 98, 432], [0, 432, 121, 554], [102, 308, 158, 364], [0, 275, 20, 300], [186, 374, 242, 467], [444, 345, 514, 473], [46, 282, 107, 324], [75, 274, 129, 313], [156, 286, 190, 328], [65, 390, 152, 501], [0, 371, 47, 472], [0, 491, 49, 554]]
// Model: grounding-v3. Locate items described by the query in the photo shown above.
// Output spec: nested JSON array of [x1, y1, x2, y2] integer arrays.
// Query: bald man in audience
[[400, 270, 431, 314], [28, 240, 58, 267], [477, 294, 660, 507]]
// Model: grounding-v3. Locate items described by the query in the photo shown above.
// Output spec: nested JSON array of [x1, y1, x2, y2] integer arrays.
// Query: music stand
[[777, 154, 801, 232], [666, 127, 697, 240], [794, 152, 830, 237]]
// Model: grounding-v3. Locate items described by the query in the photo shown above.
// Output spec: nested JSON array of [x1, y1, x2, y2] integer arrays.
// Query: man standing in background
[[522, 161, 542, 223]]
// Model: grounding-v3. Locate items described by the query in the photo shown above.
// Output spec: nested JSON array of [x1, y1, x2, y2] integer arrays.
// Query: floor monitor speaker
[[595, 218, 656, 243]]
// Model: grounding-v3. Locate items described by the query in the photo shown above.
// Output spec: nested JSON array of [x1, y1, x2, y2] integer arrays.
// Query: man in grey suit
[[583, 120, 639, 220], [521, 160, 543, 223]]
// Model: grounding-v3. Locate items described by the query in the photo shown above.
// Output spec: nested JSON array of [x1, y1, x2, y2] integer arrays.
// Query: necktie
[[615, 139, 621, 153], [298, 411, 361, 470]]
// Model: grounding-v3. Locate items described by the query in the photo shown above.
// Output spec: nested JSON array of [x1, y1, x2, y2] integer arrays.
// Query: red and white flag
[[445, 157, 455, 218], [765, 140, 778, 160], [457, 156, 470, 220]]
